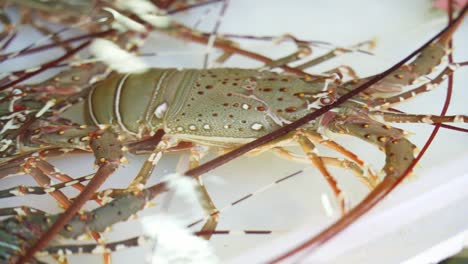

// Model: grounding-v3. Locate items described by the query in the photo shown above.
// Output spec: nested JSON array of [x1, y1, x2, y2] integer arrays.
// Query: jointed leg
[[128, 136, 178, 189], [295, 130, 346, 214], [94, 135, 177, 200], [273, 147, 375, 190], [188, 145, 219, 239], [19, 127, 125, 263], [0, 173, 94, 199], [19, 157, 110, 263], [369, 66, 457, 107], [295, 40, 373, 71], [302, 129, 378, 185], [327, 110, 417, 180], [262, 41, 311, 70], [370, 111, 467, 124]]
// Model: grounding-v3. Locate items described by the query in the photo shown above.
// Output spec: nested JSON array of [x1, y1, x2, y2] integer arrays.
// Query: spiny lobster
[[0, 1, 467, 263]]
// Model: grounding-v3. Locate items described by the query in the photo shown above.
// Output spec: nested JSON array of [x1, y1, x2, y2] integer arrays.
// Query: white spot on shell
[[154, 102, 168, 119], [137, 236, 147, 246], [65, 180, 79, 187], [426, 83, 435, 91], [203, 124, 211, 130], [115, 244, 127, 251], [448, 63, 459, 71], [9, 189, 24, 196], [115, 0, 158, 15], [141, 14, 171, 28], [44, 187, 56, 193], [14, 207, 26, 216], [12, 89, 22, 95], [91, 245, 108, 254], [454, 115, 464, 123], [251, 123, 263, 131], [176, 126, 184, 132], [189, 125, 197, 131], [241, 103, 251, 110], [0, 139, 13, 152], [35, 99, 56, 117], [422, 116, 433, 124], [102, 7, 146, 32]]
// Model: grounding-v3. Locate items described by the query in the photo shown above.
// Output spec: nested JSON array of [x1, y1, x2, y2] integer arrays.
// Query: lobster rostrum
[[0, 1, 467, 263]]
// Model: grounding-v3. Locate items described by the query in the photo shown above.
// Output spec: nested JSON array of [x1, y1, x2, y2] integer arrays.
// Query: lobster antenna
[[0, 30, 113, 93], [41, 228, 279, 258], [0, 29, 114, 61], [0, 15, 111, 63], [187, 170, 304, 228], [202, 0, 230, 68]]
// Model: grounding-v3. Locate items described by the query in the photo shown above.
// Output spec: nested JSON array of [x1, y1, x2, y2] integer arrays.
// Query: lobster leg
[[273, 147, 374, 190], [21, 157, 73, 208], [296, 40, 374, 70], [21, 157, 110, 263], [263, 42, 311, 69], [94, 135, 177, 199], [370, 66, 457, 107], [340, 17, 460, 99], [0, 206, 45, 216], [302, 130, 363, 166], [128, 136, 177, 189], [295, 130, 346, 214], [40, 236, 144, 258], [0, 173, 94, 199], [18, 128, 125, 263], [327, 109, 417, 179], [2, 182, 166, 263], [18, 156, 109, 256], [271, 128, 378, 188], [0, 148, 86, 179], [0, 145, 90, 204], [187, 145, 219, 240], [370, 112, 467, 124]]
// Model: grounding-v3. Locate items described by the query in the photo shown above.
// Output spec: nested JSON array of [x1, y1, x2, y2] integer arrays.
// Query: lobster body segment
[[87, 68, 337, 146]]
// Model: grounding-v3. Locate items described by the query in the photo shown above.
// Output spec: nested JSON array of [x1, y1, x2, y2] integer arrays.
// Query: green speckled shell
[[164, 68, 326, 139], [87, 68, 330, 141]]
